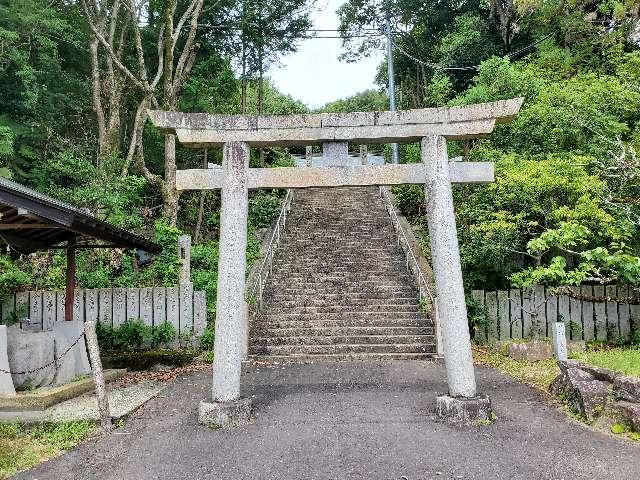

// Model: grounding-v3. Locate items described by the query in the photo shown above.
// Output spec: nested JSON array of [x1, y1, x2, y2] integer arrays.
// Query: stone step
[[255, 316, 429, 329], [247, 352, 437, 363], [263, 297, 419, 308], [250, 334, 434, 346], [250, 325, 434, 337], [266, 281, 417, 291], [270, 285, 417, 295], [265, 291, 417, 302], [263, 304, 420, 314], [248, 343, 436, 355]]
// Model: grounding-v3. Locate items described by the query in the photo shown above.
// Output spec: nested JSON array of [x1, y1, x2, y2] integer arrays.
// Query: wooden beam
[[65, 238, 76, 321], [0, 223, 61, 229], [175, 162, 495, 191]]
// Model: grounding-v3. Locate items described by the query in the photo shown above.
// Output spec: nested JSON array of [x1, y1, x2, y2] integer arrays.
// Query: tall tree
[[81, 0, 205, 225]]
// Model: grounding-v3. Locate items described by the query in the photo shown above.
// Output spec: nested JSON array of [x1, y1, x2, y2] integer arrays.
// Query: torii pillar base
[[199, 397, 253, 429], [435, 394, 493, 424]]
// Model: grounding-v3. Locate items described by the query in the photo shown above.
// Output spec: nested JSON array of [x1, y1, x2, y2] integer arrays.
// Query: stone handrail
[[246, 189, 293, 315], [379, 185, 443, 356]]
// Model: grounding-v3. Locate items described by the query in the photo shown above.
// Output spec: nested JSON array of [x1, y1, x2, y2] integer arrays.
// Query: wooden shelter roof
[[0, 177, 161, 254]]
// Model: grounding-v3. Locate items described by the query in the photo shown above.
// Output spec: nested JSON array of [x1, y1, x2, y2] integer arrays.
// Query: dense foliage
[[334, 0, 640, 290], [0, 0, 313, 327]]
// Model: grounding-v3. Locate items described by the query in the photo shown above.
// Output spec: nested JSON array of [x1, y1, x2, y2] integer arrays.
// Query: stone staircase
[[249, 186, 436, 362]]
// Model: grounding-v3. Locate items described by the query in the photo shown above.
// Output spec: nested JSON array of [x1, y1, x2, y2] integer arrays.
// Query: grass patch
[[473, 345, 560, 391], [0, 421, 94, 479], [572, 347, 640, 377]]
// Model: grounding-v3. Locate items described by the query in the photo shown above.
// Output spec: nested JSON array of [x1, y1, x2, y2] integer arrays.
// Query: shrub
[[151, 321, 176, 347], [113, 319, 151, 351], [200, 326, 215, 350], [249, 192, 282, 228]]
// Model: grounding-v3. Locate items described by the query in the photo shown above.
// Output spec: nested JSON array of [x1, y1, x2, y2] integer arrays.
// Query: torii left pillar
[[198, 141, 253, 428]]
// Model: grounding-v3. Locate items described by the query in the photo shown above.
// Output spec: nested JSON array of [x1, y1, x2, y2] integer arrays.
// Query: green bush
[[151, 321, 176, 347], [200, 326, 215, 350], [113, 320, 151, 351], [391, 185, 424, 219], [249, 192, 282, 228]]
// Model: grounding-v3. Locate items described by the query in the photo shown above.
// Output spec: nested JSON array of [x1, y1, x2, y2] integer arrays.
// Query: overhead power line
[[393, 32, 555, 73]]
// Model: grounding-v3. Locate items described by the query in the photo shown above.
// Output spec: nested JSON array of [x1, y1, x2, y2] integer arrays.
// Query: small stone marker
[[178, 235, 191, 285], [0, 326, 16, 396], [552, 322, 568, 361]]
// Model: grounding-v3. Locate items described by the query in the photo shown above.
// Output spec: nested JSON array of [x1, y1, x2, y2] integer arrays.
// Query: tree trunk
[[162, 133, 180, 225], [194, 149, 207, 242]]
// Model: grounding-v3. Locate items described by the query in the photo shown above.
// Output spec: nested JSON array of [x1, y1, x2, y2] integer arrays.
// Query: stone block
[[435, 394, 493, 424], [52, 321, 91, 386], [507, 341, 553, 361], [198, 397, 253, 429], [7, 327, 55, 389], [613, 375, 640, 403], [0, 326, 15, 396], [567, 340, 586, 354], [612, 401, 640, 431], [550, 361, 611, 422], [580, 364, 618, 384]]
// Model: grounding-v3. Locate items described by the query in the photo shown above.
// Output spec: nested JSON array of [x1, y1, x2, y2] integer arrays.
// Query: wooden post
[[84, 321, 112, 432], [65, 238, 76, 321]]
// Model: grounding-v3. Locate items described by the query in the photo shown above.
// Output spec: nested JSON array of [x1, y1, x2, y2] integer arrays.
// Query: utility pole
[[385, 13, 400, 164]]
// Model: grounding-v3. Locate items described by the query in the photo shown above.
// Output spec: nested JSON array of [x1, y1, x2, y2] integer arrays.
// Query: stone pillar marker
[[322, 142, 349, 166], [199, 141, 253, 428], [552, 321, 568, 361], [305, 146, 313, 167], [178, 235, 191, 285], [423, 135, 492, 421], [0, 325, 16, 396], [359, 145, 368, 165]]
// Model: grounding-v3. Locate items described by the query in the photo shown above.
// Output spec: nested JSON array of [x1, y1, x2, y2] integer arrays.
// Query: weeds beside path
[[0, 421, 95, 479]]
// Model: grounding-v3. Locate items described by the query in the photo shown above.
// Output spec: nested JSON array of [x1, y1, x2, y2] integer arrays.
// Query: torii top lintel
[[148, 98, 524, 148]]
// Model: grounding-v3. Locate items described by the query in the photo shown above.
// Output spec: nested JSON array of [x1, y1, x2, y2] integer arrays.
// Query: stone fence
[[1, 286, 207, 337], [471, 285, 639, 343]]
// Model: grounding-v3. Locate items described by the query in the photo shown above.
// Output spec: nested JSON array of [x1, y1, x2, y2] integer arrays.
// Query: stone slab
[[7, 326, 55, 389], [0, 326, 15, 396], [0, 376, 160, 422], [507, 341, 553, 361], [198, 397, 253, 429], [0, 369, 126, 411], [435, 394, 493, 423], [176, 162, 495, 191], [148, 98, 524, 147], [52, 321, 91, 385]]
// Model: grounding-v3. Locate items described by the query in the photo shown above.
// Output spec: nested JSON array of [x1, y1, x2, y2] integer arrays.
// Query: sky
[[268, 0, 384, 109]]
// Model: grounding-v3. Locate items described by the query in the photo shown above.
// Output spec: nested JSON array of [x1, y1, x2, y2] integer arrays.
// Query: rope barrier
[[0, 331, 86, 375]]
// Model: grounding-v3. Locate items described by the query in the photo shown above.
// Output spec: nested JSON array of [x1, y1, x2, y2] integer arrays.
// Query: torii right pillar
[[423, 135, 492, 423]]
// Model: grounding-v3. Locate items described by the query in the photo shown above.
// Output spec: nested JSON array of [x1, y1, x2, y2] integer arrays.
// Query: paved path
[[17, 361, 640, 480]]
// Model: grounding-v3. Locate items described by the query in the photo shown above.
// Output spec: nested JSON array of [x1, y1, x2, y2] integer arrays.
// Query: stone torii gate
[[149, 97, 523, 427]]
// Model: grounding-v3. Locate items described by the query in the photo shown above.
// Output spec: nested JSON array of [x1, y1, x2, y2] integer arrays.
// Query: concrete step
[[255, 317, 430, 329], [250, 334, 435, 346], [249, 343, 436, 355], [247, 352, 437, 363]]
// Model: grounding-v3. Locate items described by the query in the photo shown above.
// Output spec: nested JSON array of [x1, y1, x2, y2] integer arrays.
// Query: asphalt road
[[17, 361, 640, 480]]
